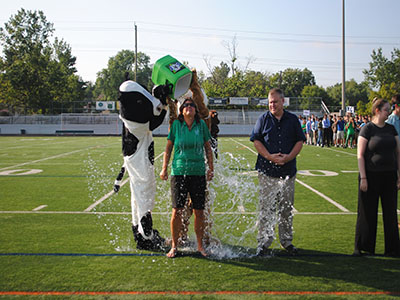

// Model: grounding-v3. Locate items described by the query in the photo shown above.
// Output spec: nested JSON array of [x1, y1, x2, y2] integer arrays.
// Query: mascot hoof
[[131, 225, 166, 251]]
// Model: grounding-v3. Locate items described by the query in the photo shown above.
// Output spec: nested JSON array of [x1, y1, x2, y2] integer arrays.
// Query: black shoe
[[352, 249, 374, 257], [257, 246, 272, 257], [283, 245, 298, 255], [384, 251, 400, 257]]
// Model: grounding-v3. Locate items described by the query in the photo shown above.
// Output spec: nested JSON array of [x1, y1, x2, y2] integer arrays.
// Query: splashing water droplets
[[84, 143, 294, 259]]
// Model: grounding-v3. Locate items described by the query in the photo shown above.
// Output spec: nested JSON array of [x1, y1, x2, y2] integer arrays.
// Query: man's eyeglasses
[[182, 103, 196, 108]]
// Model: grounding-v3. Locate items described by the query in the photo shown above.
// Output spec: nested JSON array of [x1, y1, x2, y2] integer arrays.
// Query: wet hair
[[371, 98, 389, 115], [178, 98, 200, 123], [391, 94, 400, 106]]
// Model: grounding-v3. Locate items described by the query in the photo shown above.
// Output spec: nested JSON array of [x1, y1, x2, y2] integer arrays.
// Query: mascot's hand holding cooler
[[114, 77, 171, 251]]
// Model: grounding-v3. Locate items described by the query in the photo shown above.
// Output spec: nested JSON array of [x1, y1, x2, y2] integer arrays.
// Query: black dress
[[354, 122, 400, 256]]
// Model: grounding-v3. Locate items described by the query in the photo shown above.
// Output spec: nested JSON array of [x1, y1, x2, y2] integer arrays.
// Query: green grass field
[[0, 136, 399, 300]]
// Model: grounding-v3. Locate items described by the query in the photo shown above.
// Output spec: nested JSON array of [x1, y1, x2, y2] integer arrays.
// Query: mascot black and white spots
[[114, 79, 170, 250]]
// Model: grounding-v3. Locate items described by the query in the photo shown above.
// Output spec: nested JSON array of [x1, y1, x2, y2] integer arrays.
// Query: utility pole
[[134, 22, 138, 81], [341, 0, 346, 115]]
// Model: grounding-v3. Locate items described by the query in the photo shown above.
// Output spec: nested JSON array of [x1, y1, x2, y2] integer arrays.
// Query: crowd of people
[[300, 112, 373, 149]]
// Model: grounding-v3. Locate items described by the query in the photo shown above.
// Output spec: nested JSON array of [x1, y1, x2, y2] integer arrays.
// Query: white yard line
[[232, 138, 350, 212], [83, 152, 165, 212], [230, 138, 258, 155], [325, 147, 357, 157], [0, 141, 119, 171], [32, 205, 47, 211], [295, 179, 349, 212], [83, 179, 129, 212], [0, 147, 94, 171], [0, 139, 82, 151]]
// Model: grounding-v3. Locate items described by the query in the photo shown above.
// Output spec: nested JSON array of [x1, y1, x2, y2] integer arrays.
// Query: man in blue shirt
[[336, 116, 345, 147], [322, 113, 331, 147], [250, 88, 306, 256], [386, 95, 400, 136]]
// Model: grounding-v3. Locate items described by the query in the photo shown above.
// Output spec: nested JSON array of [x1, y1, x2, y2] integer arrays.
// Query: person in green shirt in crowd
[[160, 98, 214, 258], [345, 116, 356, 148]]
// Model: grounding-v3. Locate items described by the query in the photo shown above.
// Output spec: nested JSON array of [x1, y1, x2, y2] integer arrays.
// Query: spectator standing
[[250, 88, 306, 256], [306, 117, 313, 145], [336, 116, 345, 147], [322, 114, 331, 147], [386, 95, 400, 136], [345, 117, 356, 148], [311, 117, 318, 145], [354, 98, 400, 257], [331, 116, 338, 147], [317, 117, 323, 146]]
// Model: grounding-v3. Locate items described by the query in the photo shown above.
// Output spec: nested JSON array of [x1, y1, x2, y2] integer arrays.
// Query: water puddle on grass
[[84, 148, 294, 260]]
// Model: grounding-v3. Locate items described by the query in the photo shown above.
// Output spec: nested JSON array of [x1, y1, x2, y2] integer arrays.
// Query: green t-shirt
[[168, 119, 211, 176], [346, 122, 355, 135]]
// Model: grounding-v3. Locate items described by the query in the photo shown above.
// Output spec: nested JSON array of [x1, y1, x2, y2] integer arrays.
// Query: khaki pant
[[257, 173, 295, 249]]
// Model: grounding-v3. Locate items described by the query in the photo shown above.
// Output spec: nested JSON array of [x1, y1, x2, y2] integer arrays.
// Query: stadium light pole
[[341, 0, 346, 115], [134, 22, 138, 81]]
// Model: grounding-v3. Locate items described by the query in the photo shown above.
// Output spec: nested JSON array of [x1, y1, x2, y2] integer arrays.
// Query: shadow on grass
[[217, 246, 400, 294]]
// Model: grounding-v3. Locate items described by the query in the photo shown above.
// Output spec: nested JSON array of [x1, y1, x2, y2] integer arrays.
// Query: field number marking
[[0, 169, 43, 176], [297, 170, 338, 176]]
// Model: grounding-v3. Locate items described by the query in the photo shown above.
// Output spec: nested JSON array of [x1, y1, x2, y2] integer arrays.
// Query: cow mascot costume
[[114, 76, 171, 251]]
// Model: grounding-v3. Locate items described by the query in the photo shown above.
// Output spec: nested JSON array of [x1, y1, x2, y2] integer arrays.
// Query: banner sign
[[96, 101, 115, 111], [229, 97, 248, 105], [250, 98, 268, 106], [209, 97, 228, 106]]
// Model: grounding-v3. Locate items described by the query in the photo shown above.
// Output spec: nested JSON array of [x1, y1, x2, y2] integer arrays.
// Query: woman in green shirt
[[345, 117, 356, 148], [160, 98, 214, 258]]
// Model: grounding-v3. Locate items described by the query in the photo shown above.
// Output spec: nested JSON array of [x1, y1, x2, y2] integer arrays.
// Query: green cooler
[[152, 55, 192, 99]]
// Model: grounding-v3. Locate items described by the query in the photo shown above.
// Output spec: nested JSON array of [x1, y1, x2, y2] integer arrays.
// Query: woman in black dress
[[354, 98, 400, 257]]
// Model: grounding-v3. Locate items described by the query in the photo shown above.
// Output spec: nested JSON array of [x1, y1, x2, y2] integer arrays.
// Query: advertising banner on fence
[[229, 97, 248, 105], [96, 101, 115, 111]]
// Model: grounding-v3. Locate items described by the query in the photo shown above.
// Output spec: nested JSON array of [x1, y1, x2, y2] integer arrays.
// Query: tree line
[[1, 9, 399, 115]]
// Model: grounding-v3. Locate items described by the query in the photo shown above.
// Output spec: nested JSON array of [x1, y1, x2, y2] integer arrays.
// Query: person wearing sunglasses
[[160, 98, 214, 258]]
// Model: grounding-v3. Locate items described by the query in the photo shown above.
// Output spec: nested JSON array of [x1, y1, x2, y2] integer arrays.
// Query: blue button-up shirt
[[322, 118, 331, 129], [386, 112, 400, 136], [250, 110, 306, 178]]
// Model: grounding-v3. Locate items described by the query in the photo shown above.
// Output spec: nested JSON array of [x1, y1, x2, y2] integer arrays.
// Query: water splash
[[84, 144, 294, 260]]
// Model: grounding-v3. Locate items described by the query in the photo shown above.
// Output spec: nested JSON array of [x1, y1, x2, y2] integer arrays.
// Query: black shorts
[[170, 175, 206, 210]]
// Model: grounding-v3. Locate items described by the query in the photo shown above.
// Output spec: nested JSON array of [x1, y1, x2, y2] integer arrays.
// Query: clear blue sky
[[1, 0, 399, 88]]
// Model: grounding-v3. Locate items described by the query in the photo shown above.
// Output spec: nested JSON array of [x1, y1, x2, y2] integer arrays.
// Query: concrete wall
[[0, 123, 254, 136]]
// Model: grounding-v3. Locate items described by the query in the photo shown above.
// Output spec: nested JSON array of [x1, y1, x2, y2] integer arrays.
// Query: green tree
[[363, 48, 400, 96], [0, 8, 84, 114], [202, 61, 230, 97], [326, 79, 369, 109], [94, 50, 152, 101], [300, 85, 329, 110], [223, 70, 246, 97], [268, 68, 316, 97], [363, 48, 400, 103], [242, 71, 269, 98]]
